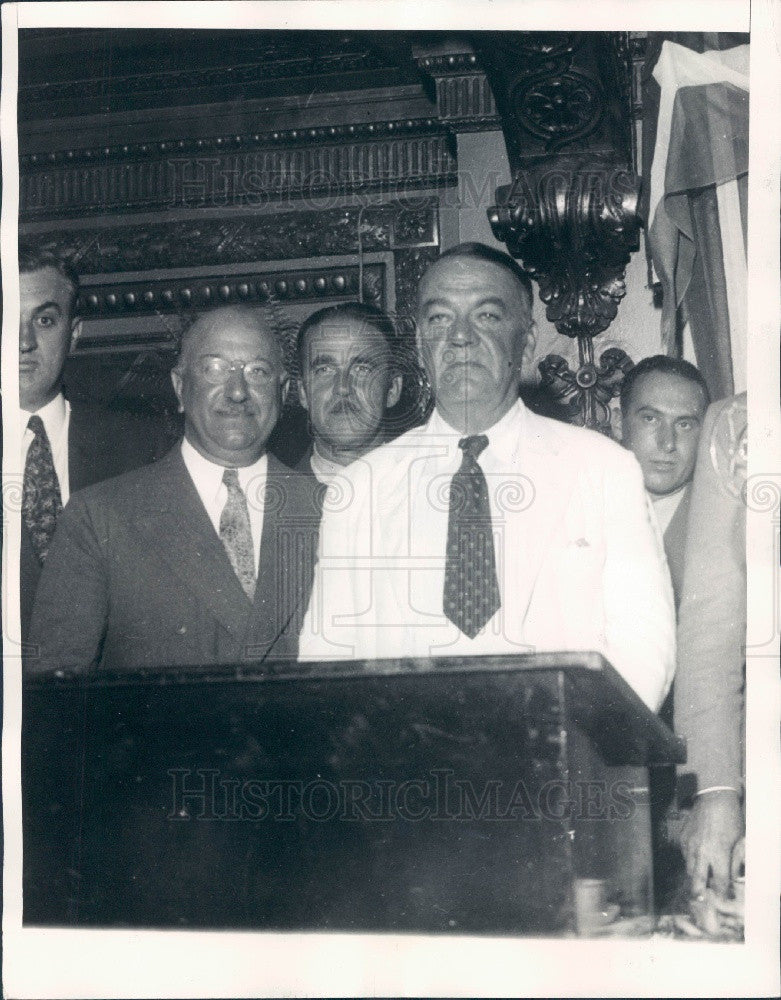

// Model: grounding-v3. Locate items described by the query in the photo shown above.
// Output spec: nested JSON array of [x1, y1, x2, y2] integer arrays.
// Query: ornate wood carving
[[413, 44, 500, 132], [19, 117, 447, 169], [19, 31, 417, 120], [538, 346, 634, 431], [20, 134, 456, 219], [473, 33, 633, 165], [488, 158, 641, 340], [477, 32, 640, 431], [75, 263, 386, 334], [393, 246, 440, 331], [20, 201, 439, 273]]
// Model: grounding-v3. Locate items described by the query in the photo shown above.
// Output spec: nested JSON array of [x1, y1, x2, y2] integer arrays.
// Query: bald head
[[177, 305, 286, 372], [415, 247, 537, 434], [171, 305, 289, 467]]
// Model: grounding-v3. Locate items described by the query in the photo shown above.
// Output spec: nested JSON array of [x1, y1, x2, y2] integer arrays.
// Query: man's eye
[[677, 419, 694, 431], [476, 310, 500, 322], [245, 364, 271, 380], [36, 315, 56, 328], [427, 313, 450, 326], [642, 413, 658, 423], [311, 363, 334, 376], [352, 361, 374, 375]]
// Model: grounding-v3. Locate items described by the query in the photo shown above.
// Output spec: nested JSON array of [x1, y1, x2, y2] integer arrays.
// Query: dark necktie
[[219, 468, 256, 600], [22, 414, 63, 564], [443, 434, 501, 639]]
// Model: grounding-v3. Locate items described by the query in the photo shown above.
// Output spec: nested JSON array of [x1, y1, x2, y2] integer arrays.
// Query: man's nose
[[447, 316, 474, 346], [224, 368, 249, 401], [656, 422, 676, 453], [335, 368, 352, 396], [19, 317, 37, 353]]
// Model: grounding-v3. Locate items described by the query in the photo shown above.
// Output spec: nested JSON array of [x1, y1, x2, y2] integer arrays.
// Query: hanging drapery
[[642, 36, 749, 400]]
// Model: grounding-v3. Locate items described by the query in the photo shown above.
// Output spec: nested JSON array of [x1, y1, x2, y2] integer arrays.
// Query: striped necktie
[[443, 434, 501, 638]]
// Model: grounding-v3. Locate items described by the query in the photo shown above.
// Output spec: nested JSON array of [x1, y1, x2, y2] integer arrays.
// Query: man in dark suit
[[295, 302, 402, 483], [26, 304, 321, 673], [18, 245, 171, 641], [620, 355, 710, 605]]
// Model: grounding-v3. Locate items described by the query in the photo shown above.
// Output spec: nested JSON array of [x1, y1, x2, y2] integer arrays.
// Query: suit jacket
[[26, 446, 322, 674], [299, 401, 675, 712], [662, 483, 692, 608], [674, 393, 746, 795], [294, 448, 315, 478], [20, 400, 174, 640]]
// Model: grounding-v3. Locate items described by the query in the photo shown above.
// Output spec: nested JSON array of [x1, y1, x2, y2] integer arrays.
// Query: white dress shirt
[[651, 485, 686, 534], [300, 398, 676, 712], [181, 438, 267, 574], [309, 445, 349, 486], [22, 392, 71, 505]]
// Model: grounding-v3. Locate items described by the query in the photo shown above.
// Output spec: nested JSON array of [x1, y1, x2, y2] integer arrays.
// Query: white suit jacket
[[299, 400, 675, 711]]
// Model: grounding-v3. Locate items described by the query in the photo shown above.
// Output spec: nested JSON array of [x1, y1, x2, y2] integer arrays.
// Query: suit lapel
[[132, 449, 253, 640], [513, 411, 580, 619], [663, 483, 691, 603], [67, 404, 94, 492], [248, 456, 319, 659]]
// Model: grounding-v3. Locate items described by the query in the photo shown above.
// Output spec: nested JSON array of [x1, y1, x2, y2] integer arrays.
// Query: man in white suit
[[300, 243, 675, 712]]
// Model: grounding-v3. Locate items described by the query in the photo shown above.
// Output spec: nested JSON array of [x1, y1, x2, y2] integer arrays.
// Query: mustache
[[328, 399, 361, 416]]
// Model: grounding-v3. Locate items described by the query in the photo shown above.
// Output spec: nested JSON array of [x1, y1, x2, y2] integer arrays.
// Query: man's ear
[[520, 320, 537, 376], [386, 373, 402, 409], [613, 404, 624, 442], [170, 367, 185, 414], [295, 374, 309, 411], [69, 317, 83, 353], [414, 319, 423, 360]]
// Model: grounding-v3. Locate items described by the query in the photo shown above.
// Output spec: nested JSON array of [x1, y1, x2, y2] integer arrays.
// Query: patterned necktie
[[443, 434, 501, 639], [22, 414, 63, 564], [219, 468, 256, 600]]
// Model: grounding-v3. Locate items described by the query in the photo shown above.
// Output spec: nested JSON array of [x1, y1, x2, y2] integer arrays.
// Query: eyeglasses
[[195, 356, 278, 385]]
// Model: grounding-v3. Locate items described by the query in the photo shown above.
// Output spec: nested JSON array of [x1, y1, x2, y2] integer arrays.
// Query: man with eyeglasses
[[26, 305, 321, 674]]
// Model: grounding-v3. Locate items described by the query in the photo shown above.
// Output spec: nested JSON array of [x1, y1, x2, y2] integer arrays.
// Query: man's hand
[[680, 790, 744, 897]]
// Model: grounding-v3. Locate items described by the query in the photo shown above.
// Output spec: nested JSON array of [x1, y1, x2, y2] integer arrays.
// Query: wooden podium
[[23, 652, 684, 934]]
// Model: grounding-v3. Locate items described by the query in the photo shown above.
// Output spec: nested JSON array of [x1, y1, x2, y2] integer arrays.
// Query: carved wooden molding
[[413, 45, 500, 130], [76, 263, 386, 330], [20, 201, 439, 274], [20, 136, 456, 219], [20, 47, 391, 109], [19, 117, 447, 169], [435, 76, 498, 128], [488, 159, 641, 341]]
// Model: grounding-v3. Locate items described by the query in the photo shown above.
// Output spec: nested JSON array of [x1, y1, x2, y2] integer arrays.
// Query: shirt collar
[[22, 392, 68, 441], [650, 483, 687, 530], [181, 437, 268, 500], [310, 444, 351, 482], [428, 397, 526, 465]]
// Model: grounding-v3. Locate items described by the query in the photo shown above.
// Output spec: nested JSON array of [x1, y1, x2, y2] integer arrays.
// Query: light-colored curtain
[[644, 39, 749, 399]]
